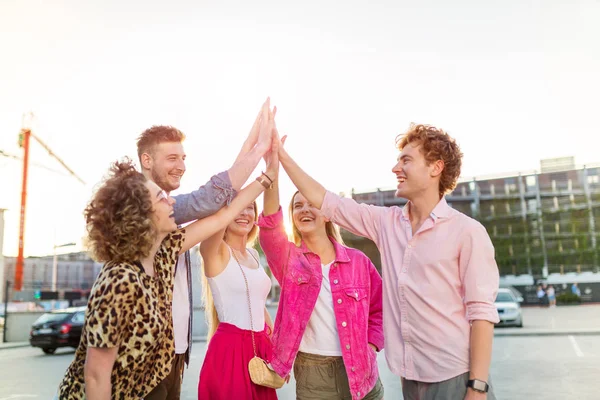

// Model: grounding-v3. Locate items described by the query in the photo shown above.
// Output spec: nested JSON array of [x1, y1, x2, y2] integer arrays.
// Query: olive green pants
[[294, 351, 384, 400]]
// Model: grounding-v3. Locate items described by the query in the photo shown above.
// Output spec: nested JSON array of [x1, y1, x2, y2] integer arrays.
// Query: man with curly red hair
[[277, 123, 499, 400]]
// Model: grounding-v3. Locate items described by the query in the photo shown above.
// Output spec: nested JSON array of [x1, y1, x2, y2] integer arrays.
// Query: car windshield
[[495, 292, 515, 302], [34, 313, 70, 325]]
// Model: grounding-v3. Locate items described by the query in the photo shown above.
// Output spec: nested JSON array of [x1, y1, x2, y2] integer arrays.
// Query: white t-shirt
[[208, 248, 272, 331], [172, 254, 190, 354], [299, 262, 342, 356]]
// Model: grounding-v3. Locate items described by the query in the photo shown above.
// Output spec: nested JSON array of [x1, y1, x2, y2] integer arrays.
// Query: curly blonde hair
[[84, 158, 156, 262], [396, 124, 463, 197]]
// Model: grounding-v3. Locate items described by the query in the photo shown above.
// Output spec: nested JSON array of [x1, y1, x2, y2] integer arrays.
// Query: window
[[71, 312, 85, 324], [528, 199, 538, 213], [34, 313, 70, 325], [495, 292, 515, 302]]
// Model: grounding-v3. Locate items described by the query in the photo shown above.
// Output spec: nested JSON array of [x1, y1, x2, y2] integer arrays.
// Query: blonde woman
[[197, 106, 279, 400], [198, 199, 277, 399], [257, 129, 384, 400]]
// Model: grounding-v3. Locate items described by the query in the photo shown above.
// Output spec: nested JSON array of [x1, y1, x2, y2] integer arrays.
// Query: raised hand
[[278, 134, 288, 159], [255, 97, 274, 157], [264, 112, 280, 182], [233, 98, 269, 165]]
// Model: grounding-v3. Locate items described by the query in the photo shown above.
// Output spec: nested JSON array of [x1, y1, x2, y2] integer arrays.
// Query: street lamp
[[52, 242, 76, 292]]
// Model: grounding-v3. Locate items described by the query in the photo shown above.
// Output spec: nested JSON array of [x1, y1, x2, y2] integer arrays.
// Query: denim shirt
[[172, 171, 236, 226], [258, 208, 384, 400]]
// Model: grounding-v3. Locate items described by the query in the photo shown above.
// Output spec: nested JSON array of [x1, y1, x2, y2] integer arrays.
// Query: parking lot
[[2, 305, 599, 399], [1, 334, 598, 399]]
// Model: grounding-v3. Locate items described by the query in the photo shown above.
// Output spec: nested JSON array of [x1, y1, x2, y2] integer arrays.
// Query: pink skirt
[[198, 323, 278, 399]]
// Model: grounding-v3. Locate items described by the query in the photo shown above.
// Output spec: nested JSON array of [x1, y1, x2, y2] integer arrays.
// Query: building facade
[[3, 252, 103, 301]]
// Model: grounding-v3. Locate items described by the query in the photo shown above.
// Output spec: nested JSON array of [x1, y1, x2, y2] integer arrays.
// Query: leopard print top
[[57, 230, 185, 399]]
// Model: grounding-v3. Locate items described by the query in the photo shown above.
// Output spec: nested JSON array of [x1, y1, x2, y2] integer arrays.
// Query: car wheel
[[42, 347, 57, 354], [516, 318, 523, 328]]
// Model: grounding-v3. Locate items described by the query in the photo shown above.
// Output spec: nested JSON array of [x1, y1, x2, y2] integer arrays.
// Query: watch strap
[[467, 379, 489, 393]]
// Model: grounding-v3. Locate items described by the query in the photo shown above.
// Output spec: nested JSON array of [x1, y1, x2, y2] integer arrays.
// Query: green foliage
[[556, 292, 581, 305]]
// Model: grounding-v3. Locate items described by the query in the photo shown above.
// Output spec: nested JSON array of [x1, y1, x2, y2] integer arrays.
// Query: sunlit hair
[[203, 201, 258, 343], [200, 265, 220, 343], [288, 191, 344, 246], [83, 158, 155, 262], [396, 123, 463, 197], [136, 125, 186, 162]]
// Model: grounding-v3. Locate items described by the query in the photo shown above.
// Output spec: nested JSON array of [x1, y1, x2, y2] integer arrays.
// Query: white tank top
[[208, 247, 272, 332]]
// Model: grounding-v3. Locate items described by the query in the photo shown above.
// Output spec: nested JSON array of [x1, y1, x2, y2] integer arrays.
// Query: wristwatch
[[467, 379, 489, 393]]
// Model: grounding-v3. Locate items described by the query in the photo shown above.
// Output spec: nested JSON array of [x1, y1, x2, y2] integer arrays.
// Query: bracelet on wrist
[[261, 171, 274, 184], [256, 175, 273, 189]]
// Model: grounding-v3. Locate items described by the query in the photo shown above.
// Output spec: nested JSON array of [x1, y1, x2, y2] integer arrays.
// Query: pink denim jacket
[[258, 208, 384, 400]]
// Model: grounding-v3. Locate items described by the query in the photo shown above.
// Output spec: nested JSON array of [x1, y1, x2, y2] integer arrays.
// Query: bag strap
[[229, 245, 258, 358]]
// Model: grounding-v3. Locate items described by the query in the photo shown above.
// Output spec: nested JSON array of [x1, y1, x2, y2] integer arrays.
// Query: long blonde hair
[[201, 201, 259, 343], [288, 191, 344, 246], [200, 266, 220, 342]]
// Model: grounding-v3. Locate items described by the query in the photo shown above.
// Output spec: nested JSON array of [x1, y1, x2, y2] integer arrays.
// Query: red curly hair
[[396, 124, 463, 197]]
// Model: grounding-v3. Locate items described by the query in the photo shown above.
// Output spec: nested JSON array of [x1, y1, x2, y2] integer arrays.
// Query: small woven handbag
[[231, 247, 285, 389]]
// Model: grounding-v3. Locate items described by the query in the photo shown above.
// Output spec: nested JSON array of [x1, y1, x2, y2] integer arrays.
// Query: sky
[[1, 0, 599, 258]]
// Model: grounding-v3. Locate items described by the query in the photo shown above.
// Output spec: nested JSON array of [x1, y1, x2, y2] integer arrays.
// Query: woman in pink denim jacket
[[258, 151, 384, 400]]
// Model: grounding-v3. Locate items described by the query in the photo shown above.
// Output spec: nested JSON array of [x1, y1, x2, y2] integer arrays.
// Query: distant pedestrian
[[571, 283, 581, 297], [547, 285, 556, 307], [536, 285, 546, 306]]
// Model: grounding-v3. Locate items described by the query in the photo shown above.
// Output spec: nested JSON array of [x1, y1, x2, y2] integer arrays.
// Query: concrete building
[[0, 208, 5, 303], [3, 252, 103, 301]]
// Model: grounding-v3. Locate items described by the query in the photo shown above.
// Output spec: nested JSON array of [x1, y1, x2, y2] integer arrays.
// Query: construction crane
[[13, 112, 85, 292], [0, 150, 71, 176]]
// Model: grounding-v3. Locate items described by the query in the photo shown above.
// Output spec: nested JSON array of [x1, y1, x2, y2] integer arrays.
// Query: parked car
[[29, 307, 86, 354], [495, 288, 523, 327], [501, 285, 525, 303]]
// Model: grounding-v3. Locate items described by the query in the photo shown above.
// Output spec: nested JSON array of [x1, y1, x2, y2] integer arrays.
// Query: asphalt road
[[1, 334, 598, 399]]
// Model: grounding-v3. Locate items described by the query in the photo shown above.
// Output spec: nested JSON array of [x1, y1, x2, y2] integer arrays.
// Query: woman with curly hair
[[56, 109, 278, 399]]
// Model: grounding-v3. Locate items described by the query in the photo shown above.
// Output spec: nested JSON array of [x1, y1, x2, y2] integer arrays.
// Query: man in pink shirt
[[277, 124, 499, 399]]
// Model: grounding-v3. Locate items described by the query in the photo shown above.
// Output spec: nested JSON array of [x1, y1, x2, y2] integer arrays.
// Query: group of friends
[[55, 98, 500, 400]]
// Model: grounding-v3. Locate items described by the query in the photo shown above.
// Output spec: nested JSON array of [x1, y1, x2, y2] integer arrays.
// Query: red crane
[[13, 112, 85, 291]]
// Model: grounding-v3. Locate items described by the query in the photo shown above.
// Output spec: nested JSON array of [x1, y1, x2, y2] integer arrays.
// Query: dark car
[[29, 307, 86, 354]]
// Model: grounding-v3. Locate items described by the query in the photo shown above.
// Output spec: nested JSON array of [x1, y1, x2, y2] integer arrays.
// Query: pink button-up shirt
[[321, 192, 499, 382]]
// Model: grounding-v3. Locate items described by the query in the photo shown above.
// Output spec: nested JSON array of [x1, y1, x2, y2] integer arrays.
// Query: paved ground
[[518, 304, 600, 330], [2, 305, 599, 399], [1, 334, 599, 399]]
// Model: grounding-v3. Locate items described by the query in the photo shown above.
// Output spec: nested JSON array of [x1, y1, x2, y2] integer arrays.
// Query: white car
[[495, 288, 523, 327]]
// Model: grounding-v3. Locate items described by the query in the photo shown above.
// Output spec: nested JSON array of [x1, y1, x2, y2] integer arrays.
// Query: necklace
[[228, 245, 260, 270]]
